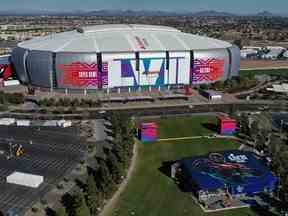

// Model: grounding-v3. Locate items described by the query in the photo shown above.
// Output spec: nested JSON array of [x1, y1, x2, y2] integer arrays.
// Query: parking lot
[[0, 126, 86, 214]]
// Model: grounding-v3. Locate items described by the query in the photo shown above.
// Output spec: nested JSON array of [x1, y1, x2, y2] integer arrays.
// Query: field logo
[[134, 36, 149, 49], [58, 62, 108, 87], [191, 58, 225, 84], [228, 153, 248, 163]]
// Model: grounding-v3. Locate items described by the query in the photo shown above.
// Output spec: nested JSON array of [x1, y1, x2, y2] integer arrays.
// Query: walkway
[[158, 135, 239, 142]]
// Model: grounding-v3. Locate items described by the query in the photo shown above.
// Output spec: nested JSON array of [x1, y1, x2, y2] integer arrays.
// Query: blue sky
[[1, 0, 288, 14]]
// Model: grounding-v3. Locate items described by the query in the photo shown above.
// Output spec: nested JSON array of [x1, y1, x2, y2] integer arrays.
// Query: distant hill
[[256, 11, 275, 17], [0, 9, 91, 16], [191, 10, 236, 17], [85, 10, 236, 17], [0, 9, 286, 17], [86, 10, 180, 16]]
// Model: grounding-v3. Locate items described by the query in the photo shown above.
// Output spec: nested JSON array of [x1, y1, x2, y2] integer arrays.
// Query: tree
[[7, 93, 24, 104], [73, 191, 91, 216], [56, 98, 64, 107], [233, 39, 243, 49], [47, 97, 55, 106], [238, 114, 250, 136], [213, 81, 225, 90], [112, 138, 126, 164], [62, 98, 71, 107], [86, 174, 99, 215], [71, 98, 80, 107], [107, 151, 123, 184], [199, 84, 209, 90], [98, 160, 116, 197], [0, 91, 6, 104], [110, 112, 122, 135], [40, 98, 48, 107], [281, 175, 288, 209], [255, 130, 267, 152], [249, 120, 259, 142], [80, 99, 89, 108], [55, 207, 68, 216]]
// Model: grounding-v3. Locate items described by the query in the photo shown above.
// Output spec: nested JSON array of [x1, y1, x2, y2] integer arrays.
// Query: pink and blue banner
[[58, 61, 108, 88], [217, 115, 237, 135], [139, 122, 158, 142]]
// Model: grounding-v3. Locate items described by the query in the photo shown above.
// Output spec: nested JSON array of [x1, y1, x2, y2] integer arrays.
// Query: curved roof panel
[[18, 24, 232, 53]]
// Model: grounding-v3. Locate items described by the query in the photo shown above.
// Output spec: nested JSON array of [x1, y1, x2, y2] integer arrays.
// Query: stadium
[[10, 24, 240, 90]]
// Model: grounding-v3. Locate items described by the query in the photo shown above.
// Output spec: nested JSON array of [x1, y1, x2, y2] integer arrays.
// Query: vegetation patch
[[197, 76, 258, 93], [56, 113, 136, 216], [143, 115, 218, 139], [240, 68, 288, 78], [0, 91, 24, 105], [107, 138, 255, 216]]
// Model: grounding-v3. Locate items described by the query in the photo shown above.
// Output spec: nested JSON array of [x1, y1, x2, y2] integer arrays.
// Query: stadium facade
[[11, 24, 240, 90]]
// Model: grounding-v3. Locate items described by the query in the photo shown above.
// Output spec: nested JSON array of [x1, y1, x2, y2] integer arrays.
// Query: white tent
[[6, 172, 44, 188]]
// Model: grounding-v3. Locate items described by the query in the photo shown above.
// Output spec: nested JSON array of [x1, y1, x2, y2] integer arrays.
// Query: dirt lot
[[240, 59, 288, 70]]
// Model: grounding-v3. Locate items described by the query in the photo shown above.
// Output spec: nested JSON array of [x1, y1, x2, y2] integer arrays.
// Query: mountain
[[85, 10, 180, 16], [0, 9, 287, 17], [191, 10, 236, 17], [0, 9, 87, 16], [85, 9, 236, 17], [256, 11, 276, 17]]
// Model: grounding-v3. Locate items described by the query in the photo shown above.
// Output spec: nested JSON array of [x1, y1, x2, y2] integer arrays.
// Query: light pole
[[280, 120, 284, 137], [7, 141, 14, 160]]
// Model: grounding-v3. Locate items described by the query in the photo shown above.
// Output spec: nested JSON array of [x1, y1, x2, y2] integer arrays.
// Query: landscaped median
[[240, 68, 288, 78]]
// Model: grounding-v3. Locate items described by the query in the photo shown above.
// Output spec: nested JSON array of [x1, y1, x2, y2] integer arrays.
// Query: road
[[1, 100, 287, 121], [231, 80, 275, 97]]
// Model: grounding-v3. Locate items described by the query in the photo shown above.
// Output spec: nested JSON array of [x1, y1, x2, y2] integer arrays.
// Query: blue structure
[[180, 150, 278, 196]]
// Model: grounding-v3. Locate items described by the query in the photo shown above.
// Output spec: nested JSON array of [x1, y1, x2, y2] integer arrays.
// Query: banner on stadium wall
[[113, 56, 188, 87], [57, 61, 108, 88], [115, 57, 166, 87], [57, 57, 226, 88], [116, 57, 225, 87], [191, 58, 225, 84], [0, 64, 13, 80]]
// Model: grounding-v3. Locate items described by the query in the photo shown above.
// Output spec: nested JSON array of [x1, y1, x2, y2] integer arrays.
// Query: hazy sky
[[2, 0, 288, 14]]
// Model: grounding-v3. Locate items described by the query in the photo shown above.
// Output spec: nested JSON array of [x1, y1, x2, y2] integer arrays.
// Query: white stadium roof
[[18, 24, 232, 53]]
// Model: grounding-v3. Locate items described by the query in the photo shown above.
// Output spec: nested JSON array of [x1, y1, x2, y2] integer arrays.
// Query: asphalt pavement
[[0, 126, 86, 215]]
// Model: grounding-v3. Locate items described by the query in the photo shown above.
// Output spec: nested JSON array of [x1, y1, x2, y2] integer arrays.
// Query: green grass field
[[106, 115, 257, 216], [142, 115, 218, 139], [240, 68, 288, 78], [108, 139, 256, 216]]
